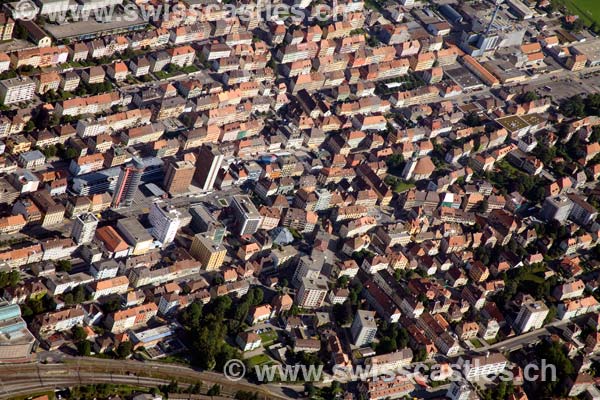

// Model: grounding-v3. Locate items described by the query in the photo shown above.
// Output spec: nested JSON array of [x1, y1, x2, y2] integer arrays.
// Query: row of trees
[[20, 294, 56, 319], [179, 287, 274, 371], [483, 160, 547, 203], [482, 381, 515, 400], [533, 340, 573, 397], [0, 270, 20, 289], [63, 285, 90, 306], [560, 93, 600, 118], [376, 321, 409, 355]]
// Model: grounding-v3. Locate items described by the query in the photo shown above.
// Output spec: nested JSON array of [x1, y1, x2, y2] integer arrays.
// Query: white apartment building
[[45, 273, 93, 296], [296, 276, 328, 309], [351, 310, 378, 347], [71, 213, 99, 245], [90, 260, 120, 280], [514, 300, 549, 333], [458, 353, 508, 381], [148, 201, 181, 245], [0, 77, 35, 105]]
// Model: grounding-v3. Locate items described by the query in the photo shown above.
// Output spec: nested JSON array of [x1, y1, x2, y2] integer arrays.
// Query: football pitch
[[557, 0, 600, 26]]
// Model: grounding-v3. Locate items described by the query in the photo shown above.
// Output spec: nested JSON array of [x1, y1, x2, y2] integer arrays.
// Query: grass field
[[259, 330, 278, 345], [556, 0, 600, 26], [246, 354, 273, 368]]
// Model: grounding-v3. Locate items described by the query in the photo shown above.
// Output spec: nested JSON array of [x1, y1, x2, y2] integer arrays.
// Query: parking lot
[[527, 70, 600, 101]]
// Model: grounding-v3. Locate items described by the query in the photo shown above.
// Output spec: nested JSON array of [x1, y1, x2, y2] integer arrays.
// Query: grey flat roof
[[20, 150, 45, 162], [43, 13, 148, 40]]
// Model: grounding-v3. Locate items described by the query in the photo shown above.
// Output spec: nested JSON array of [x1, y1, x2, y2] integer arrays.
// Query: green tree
[[569, 18, 586, 33], [179, 301, 203, 328], [63, 293, 74, 305], [534, 340, 574, 397], [207, 384, 221, 396], [560, 95, 586, 117], [337, 276, 349, 288], [251, 287, 264, 305], [8, 270, 20, 287], [234, 301, 250, 323], [413, 347, 427, 362], [376, 337, 397, 354], [304, 383, 317, 398], [116, 341, 133, 359], [521, 91, 539, 103], [296, 351, 323, 367], [77, 340, 91, 356], [332, 300, 353, 325], [478, 199, 489, 213], [235, 391, 259, 400], [187, 382, 203, 394], [72, 285, 86, 304], [72, 325, 88, 342], [42, 145, 58, 159], [386, 153, 405, 171], [55, 259, 72, 272], [464, 112, 481, 127], [34, 107, 51, 130], [20, 305, 33, 318]]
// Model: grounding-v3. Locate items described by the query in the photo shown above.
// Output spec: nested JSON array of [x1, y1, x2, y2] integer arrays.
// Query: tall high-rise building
[[231, 194, 262, 236], [540, 195, 573, 223], [292, 251, 325, 287], [189, 204, 227, 243], [148, 201, 181, 245], [513, 300, 549, 333], [112, 157, 144, 208], [351, 310, 378, 347], [71, 213, 99, 244], [296, 276, 328, 309], [194, 144, 223, 192], [163, 160, 195, 195], [189, 234, 226, 271]]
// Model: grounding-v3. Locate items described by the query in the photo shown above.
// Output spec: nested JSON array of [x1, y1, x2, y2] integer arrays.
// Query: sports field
[[557, 0, 600, 26]]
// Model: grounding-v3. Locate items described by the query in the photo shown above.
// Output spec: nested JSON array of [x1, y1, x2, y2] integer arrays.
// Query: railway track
[[0, 358, 284, 400]]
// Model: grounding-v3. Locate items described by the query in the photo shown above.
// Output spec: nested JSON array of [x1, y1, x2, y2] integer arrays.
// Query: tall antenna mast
[[485, 0, 505, 34]]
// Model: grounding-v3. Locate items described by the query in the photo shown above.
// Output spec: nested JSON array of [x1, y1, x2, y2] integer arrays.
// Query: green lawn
[[393, 180, 416, 193], [154, 71, 169, 80], [521, 272, 545, 284], [259, 330, 278, 345], [155, 355, 190, 365], [470, 338, 483, 349], [246, 354, 272, 368], [556, 0, 600, 26]]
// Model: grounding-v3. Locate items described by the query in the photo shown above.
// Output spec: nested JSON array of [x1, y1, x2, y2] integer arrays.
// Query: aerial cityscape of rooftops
[[0, 0, 599, 398]]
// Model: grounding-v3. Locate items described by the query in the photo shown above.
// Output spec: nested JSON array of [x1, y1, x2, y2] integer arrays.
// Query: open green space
[[556, 0, 600, 26], [259, 330, 278, 345], [246, 354, 273, 368]]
